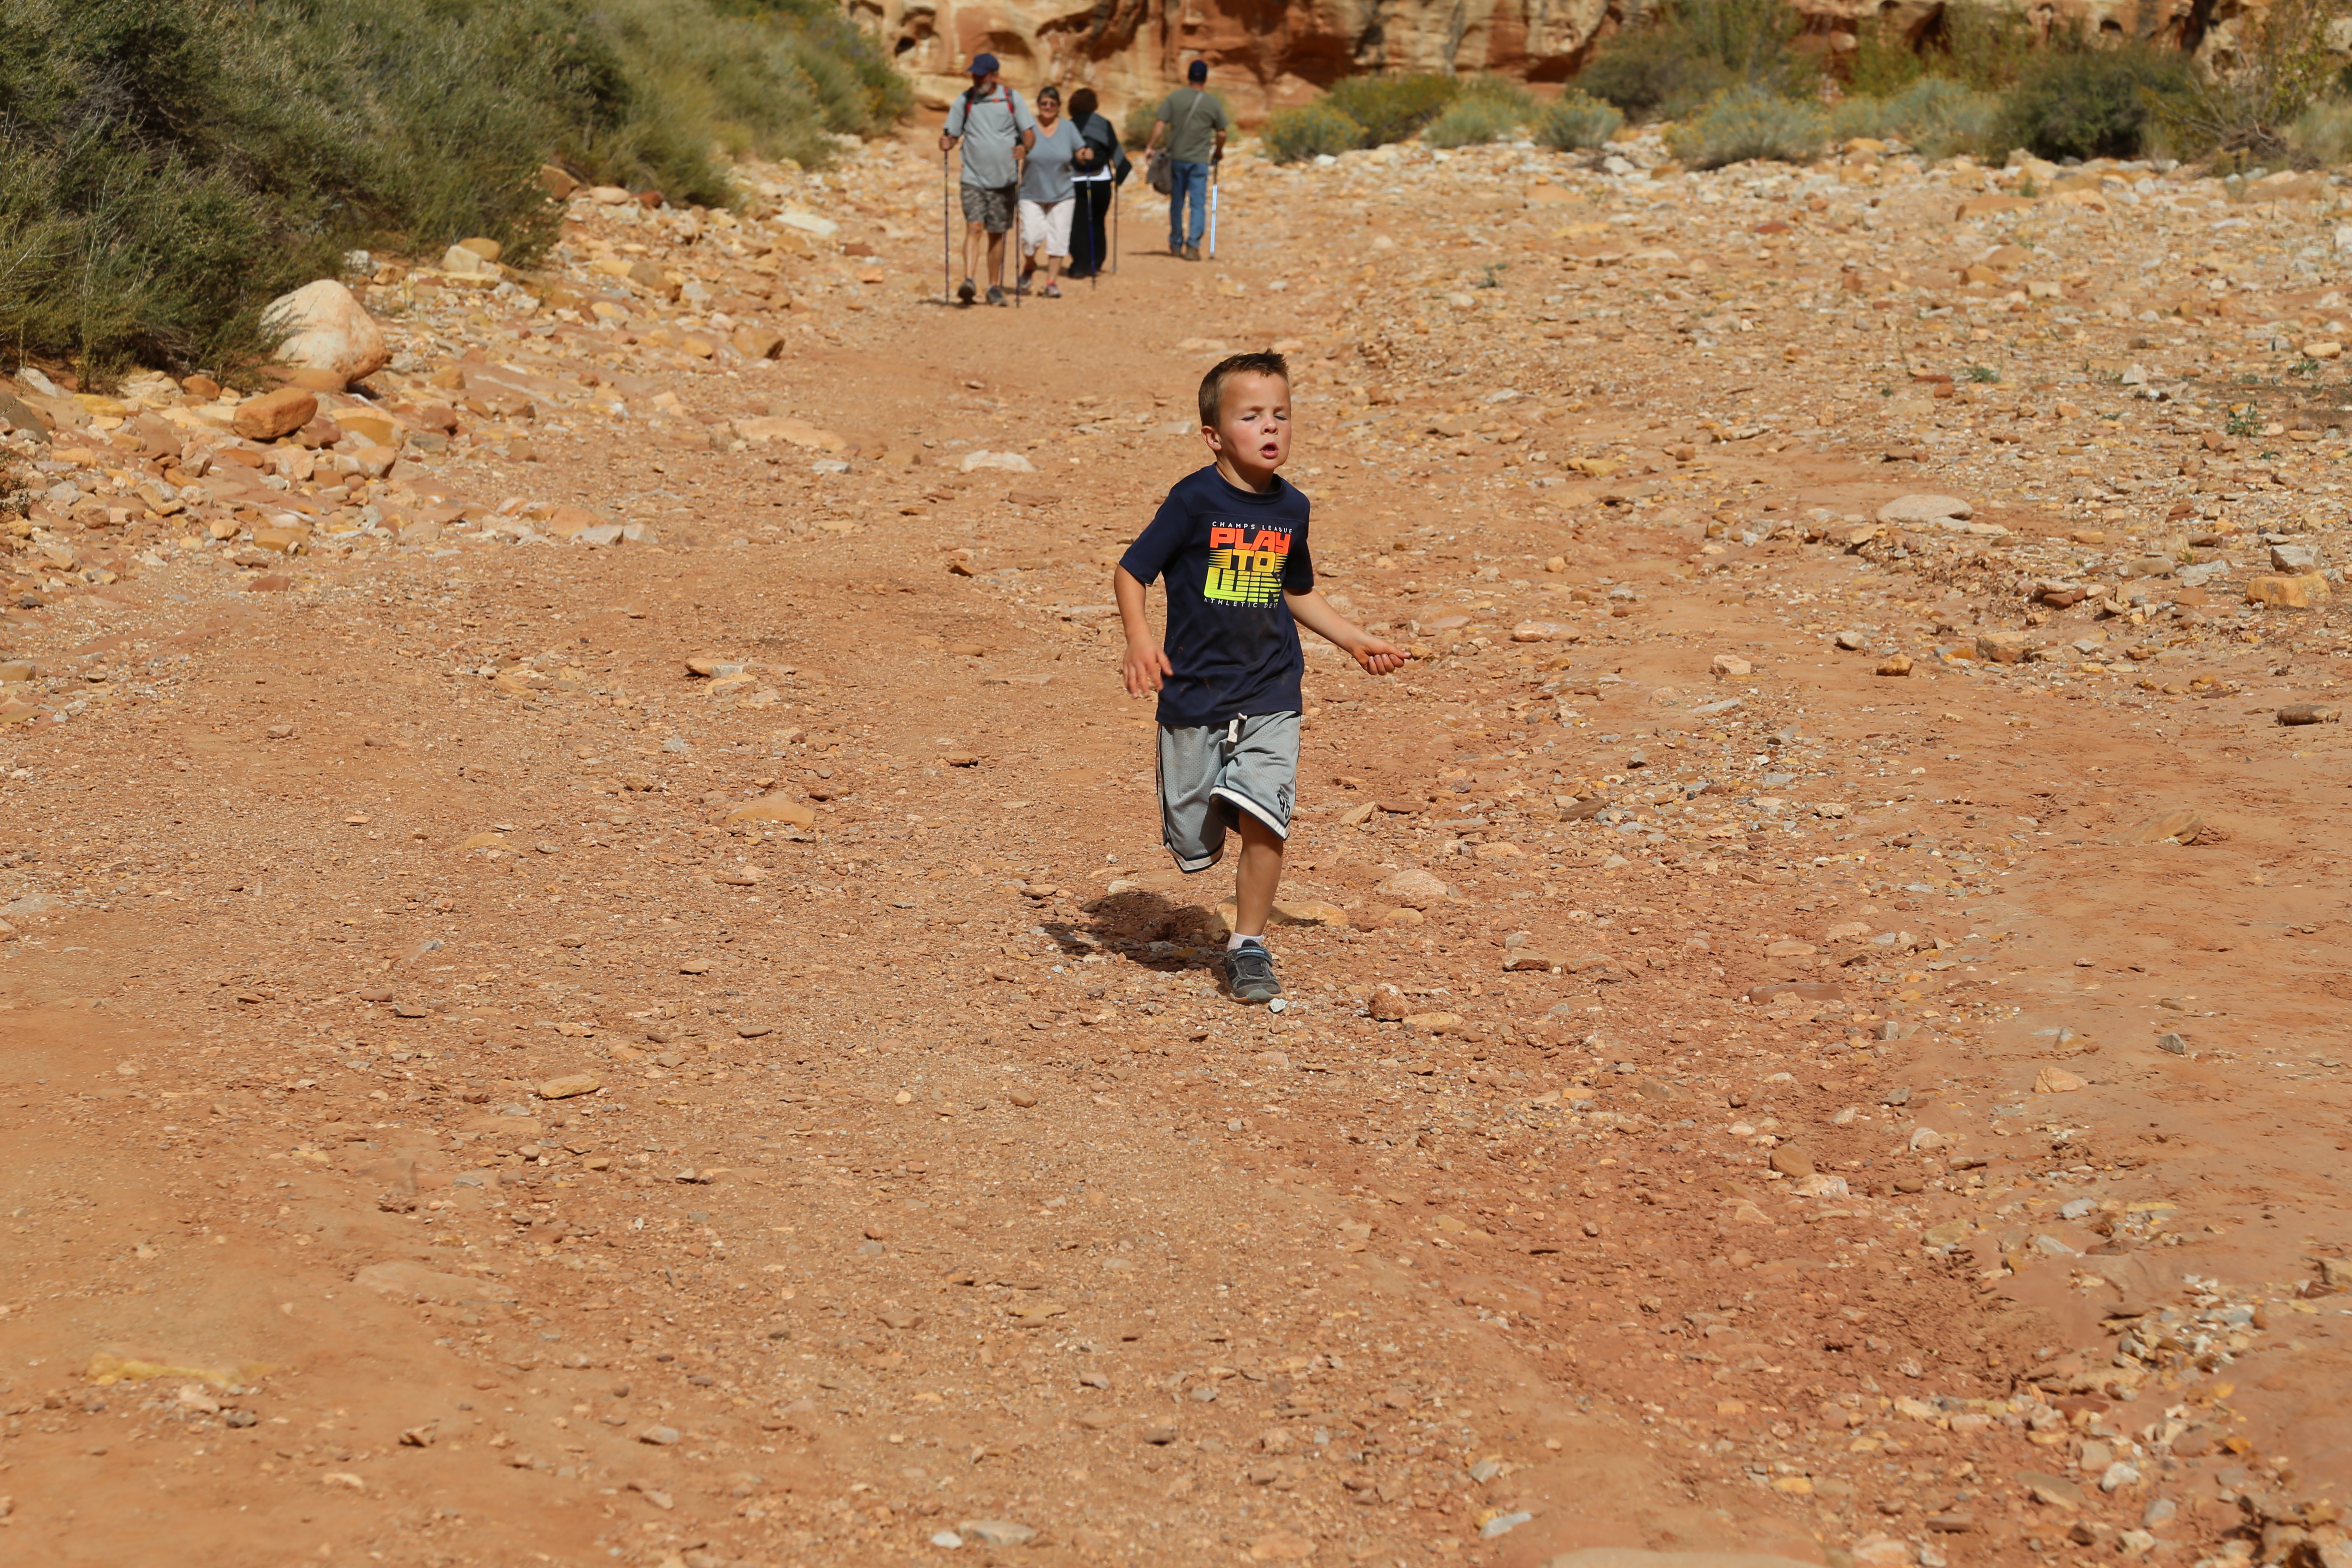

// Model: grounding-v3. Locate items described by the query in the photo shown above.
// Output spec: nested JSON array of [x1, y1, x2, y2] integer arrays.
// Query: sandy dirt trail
[[3, 124, 2352, 1568]]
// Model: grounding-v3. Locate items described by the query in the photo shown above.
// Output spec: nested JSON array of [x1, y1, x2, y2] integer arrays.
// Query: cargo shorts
[[1156, 712, 1298, 873]]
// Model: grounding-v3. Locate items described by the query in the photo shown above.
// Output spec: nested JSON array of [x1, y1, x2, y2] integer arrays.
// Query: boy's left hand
[[1344, 635, 1406, 677]]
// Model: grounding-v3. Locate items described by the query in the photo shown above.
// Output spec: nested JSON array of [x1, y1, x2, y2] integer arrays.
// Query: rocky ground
[[3, 124, 2352, 1568]]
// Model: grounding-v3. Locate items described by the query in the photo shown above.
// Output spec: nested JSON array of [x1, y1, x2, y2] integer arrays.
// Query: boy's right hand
[[1122, 639, 1173, 698]]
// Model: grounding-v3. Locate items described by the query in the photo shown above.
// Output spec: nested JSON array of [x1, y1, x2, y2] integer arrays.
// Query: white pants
[[1019, 197, 1074, 259]]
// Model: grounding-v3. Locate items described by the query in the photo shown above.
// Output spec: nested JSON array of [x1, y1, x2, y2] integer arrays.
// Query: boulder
[[264, 280, 388, 387]]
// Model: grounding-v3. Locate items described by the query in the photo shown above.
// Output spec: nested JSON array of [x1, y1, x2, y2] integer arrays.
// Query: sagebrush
[[1665, 82, 1827, 167], [1423, 94, 1529, 147], [1534, 91, 1626, 150], [1262, 101, 1365, 162], [0, 0, 903, 381], [1998, 30, 2192, 160]]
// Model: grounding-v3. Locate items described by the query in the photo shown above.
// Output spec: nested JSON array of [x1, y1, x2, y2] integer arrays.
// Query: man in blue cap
[[1143, 59, 1228, 262], [940, 52, 1037, 306]]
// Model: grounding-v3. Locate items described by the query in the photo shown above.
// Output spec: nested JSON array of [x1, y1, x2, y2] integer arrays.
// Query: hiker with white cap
[[939, 52, 1036, 306], [1016, 84, 1081, 299]]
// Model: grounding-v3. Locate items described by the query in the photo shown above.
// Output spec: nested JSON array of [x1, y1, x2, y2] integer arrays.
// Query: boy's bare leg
[[1231, 812, 1284, 938], [986, 229, 1008, 290], [963, 220, 986, 281]]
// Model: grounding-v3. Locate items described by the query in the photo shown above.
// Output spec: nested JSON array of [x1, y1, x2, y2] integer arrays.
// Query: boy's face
[[1203, 373, 1290, 478]]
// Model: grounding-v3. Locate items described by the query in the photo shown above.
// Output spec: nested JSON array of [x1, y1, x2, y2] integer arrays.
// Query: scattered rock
[[538, 1074, 602, 1100], [1709, 652, 1752, 677], [2032, 1066, 2085, 1094], [1366, 984, 1408, 1021], [2246, 573, 2329, 609], [1876, 654, 1913, 677], [1767, 1146, 1815, 1178], [2278, 704, 2341, 726]]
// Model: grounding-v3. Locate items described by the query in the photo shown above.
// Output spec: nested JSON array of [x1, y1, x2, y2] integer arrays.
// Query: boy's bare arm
[[1114, 566, 1173, 697], [1286, 589, 1406, 677]]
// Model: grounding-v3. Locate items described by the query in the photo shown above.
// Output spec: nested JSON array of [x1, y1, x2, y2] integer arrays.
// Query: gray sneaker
[[1223, 942, 1282, 1004], [985, 284, 1006, 306]]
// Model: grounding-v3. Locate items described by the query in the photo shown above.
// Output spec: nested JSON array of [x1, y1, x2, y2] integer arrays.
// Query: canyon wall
[[848, 0, 2279, 123]]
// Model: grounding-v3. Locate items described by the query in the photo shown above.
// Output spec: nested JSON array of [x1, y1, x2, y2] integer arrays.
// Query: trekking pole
[[942, 150, 952, 306], [1085, 184, 1097, 289], [1112, 180, 1120, 274], [1208, 161, 1219, 260]]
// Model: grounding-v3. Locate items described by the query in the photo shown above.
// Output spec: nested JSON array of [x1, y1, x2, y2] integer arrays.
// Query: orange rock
[[230, 386, 318, 441]]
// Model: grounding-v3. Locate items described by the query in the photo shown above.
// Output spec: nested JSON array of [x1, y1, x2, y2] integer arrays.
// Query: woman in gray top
[[1017, 86, 1083, 299]]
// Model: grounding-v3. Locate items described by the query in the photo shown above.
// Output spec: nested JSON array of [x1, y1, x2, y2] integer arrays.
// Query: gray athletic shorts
[[960, 183, 1015, 233], [1158, 712, 1298, 873]]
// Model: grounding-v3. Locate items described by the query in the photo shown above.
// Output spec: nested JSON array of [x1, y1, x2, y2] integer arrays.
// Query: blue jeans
[[1167, 160, 1209, 251]]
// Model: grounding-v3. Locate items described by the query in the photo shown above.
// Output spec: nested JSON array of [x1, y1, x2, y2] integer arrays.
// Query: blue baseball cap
[[1187, 59, 1208, 80], [969, 52, 1000, 76]]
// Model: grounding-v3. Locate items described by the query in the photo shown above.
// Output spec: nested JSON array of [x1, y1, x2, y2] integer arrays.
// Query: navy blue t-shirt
[[1120, 466, 1315, 728]]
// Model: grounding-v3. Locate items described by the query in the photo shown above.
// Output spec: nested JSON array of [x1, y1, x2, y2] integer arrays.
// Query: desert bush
[[1665, 82, 1828, 167], [1262, 101, 1366, 162], [1998, 32, 2193, 161], [0, 0, 900, 381], [1827, 95, 1893, 141], [1578, 0, 1802, 121], [1326, 73, 1464, 144], [2154, 0, 2338, 158], [1847, 16, 1926, 98], [1534, 90, 1626, 150], [1423, 94, 1529, 146], [1883, 74, 2005, 157], [1929, 3, 2040, 91], [2288, 97, 2352, 163]]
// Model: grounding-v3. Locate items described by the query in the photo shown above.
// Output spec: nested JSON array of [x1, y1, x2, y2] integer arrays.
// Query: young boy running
[[1114, 351, 1404, 1004]]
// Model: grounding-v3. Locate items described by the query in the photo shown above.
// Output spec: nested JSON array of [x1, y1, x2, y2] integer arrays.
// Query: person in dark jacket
[[1066, 87, 1124, 281]]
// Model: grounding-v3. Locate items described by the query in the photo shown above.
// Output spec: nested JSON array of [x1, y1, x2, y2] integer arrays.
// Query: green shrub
[[1423, 95, 1528, 147], [1997, 34, 2193, 161], [0, 0, 900, 382], [1665, 83, 1828, 168], [1533, 90, 1626, 150], [1577, 0, 1801, 121], [1326, 73, 1463, 144], [1578, 28, 1734, 121], [1262, 101, 1366, 162]]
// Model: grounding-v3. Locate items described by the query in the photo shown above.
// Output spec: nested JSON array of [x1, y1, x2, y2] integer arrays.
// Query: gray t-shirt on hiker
[[946, 86, 1037, 190], [1020, 119, 1081, 204], [1155, 87, 1228, 165]]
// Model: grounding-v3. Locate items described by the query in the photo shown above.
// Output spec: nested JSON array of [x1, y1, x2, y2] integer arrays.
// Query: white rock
[[778, 209, 841, 239], [1875, 493, 1973, 526], [959, 450, 1036, 473], [265, 280, 388, 386], [441, 243, 488, 276]]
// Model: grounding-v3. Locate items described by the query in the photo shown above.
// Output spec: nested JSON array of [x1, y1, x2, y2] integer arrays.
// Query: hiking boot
[[1015, 274, 1033, 294], [1183, 243, 1201, 262], [1223, 941, 1282, 1004], [957, 276, 976, 304], [985, 285, 1006, 307]]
